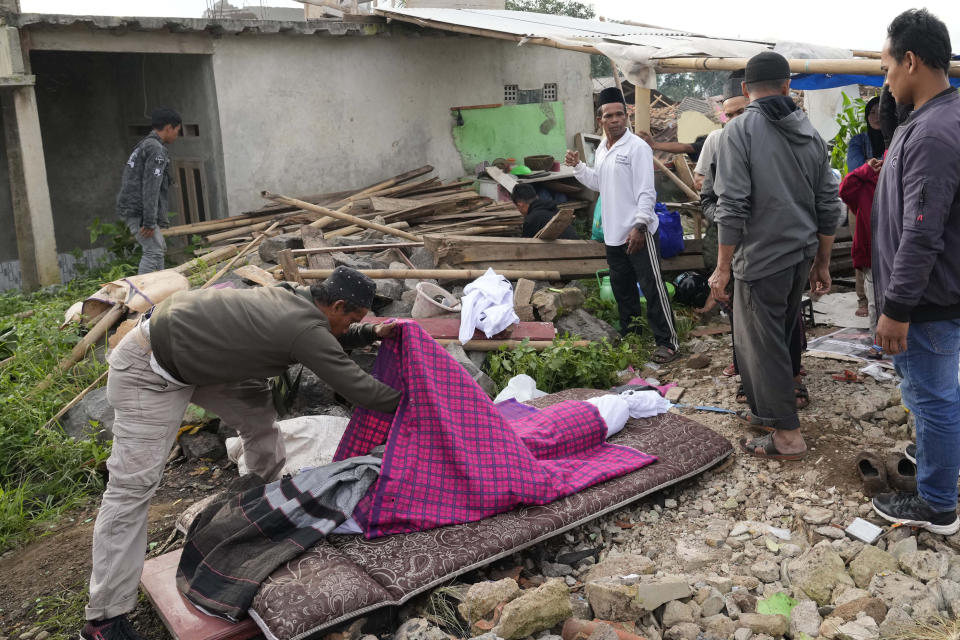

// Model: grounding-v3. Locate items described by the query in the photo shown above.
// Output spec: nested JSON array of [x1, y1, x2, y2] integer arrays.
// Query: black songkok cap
[[723, 70, 745, 100], [744, 51, 791, 84], [599, 87, 626, 106], [323, 266, 376, 309]]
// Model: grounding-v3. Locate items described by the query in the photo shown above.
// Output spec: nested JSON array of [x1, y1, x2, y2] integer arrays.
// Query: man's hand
[[564, 150, 580, 167], [867, 157, 884, 173], [875, 314, 909, 355], [626, 226, 647, 254], [708, 266, 731, 303], [808, 259, 831, 296], [374, 321, 397, 339], [139, 226, 155, 238]]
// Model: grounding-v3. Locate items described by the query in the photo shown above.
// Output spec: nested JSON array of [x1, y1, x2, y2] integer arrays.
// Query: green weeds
[[0, 262, 134, 550]]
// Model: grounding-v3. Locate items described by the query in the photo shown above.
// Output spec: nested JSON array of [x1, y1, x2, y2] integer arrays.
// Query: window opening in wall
[[543, 83, 558, 101], [504, 84, 518, 104]]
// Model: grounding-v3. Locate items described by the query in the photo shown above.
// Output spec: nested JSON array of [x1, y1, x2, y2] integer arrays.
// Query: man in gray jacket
[[870, 9, 960, 535], [116, 108, 180, 274], [708, 51, 840, 460]]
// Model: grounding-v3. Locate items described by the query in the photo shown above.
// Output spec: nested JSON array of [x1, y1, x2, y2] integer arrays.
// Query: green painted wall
[[451, 102, 566, 172]]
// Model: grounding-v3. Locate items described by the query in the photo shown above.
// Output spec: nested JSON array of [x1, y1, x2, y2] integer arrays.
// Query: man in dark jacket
[[708, 51, 840, 461], [81, 267, 401, 640], [117, 108, 180, 274], [511, 184, 578, 239], [870, 9, 960, 535]]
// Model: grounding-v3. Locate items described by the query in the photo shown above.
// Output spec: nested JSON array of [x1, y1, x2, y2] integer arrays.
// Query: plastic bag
[[591, 198, 604, 242], [494, 374, 548, 404], [585, 395, 630, 439], [655, 202, 685, 259], [227, 415, 349, 477]]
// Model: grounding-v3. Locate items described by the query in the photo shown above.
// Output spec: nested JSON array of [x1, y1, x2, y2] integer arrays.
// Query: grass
[[0, 259, 138, 551]]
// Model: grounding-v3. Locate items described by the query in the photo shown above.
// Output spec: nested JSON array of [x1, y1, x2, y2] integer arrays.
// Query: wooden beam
[[291, 242, 423, 256], [635, 87, 650, 134], [277, 249, 304, 285], [435, 339, 588, 351], [202, 221, 281, 289], [232, 264, 278, 287], [653, 155, 699, 202], [425, 236, 606, 264], [263, 191, 422, 242], [298, 268, 562, 280]]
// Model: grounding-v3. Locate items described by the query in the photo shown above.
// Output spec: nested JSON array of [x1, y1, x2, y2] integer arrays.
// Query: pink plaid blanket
[[334, 321, 657, 538]]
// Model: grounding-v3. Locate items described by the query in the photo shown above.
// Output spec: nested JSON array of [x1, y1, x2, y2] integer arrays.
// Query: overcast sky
[[17, 0, 960, 52]]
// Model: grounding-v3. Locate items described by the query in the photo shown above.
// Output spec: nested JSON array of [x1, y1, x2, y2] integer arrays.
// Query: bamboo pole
[[173, 245, 240, 274], [324, 220, 410, 240], [298, 268, 561, 280], [291, 242, 423, 255], [40, 370, 109, 432], [653, 56, 960, 77], [33, 304, 127, 394], [202, 220, 282, 289], [653, 155, 699, 202], [263, 192, 422, 242]]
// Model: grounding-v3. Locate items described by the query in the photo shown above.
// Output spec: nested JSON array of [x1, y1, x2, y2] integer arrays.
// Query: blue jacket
[[846, 131, 874, 172], [872, 88, 960, 323]]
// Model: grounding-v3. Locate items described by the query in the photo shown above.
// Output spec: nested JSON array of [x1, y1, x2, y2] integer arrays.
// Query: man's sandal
[[722, 363, 737, 377], [651, 346, 679, 364], [739, 433, 807, 461], [735, 411, 775, 433], [735, 384, 748, 404], [795, 383, 810, 409]]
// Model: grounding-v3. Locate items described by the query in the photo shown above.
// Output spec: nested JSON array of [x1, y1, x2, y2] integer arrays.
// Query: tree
[[505, 0, 595, 19], [656, 72, 728, 101], [505, 0, 611, 77]]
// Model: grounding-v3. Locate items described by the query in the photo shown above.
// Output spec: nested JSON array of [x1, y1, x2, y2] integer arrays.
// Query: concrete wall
[[0, 51, 224, 273], [212, 33, 592, 214]]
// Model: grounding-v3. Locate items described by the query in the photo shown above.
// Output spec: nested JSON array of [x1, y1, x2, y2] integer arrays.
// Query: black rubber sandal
[[739, 433, 807, 461]]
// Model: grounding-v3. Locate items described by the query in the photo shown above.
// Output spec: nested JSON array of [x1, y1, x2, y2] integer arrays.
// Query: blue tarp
[[790, 73, 960, 90]]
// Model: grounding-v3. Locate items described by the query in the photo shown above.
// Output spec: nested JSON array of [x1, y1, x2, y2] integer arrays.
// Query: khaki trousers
[[85, 323, 285, 621]]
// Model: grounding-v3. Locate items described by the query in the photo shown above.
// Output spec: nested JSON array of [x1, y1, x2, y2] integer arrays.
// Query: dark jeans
[[734, 259, 811, 431], [605, 233, 678, 351]]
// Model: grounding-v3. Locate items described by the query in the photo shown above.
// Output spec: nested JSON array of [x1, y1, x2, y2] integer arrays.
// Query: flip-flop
[[722, 363, 737, 377], [735, 410, 775, 433], [651, 346, 680, 364], [739, 433, 807, 461], [736, 384, 748, 404], [795, 382, 810, 410]]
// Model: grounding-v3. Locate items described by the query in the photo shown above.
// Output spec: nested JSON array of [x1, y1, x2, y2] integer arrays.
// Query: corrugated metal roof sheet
[[377, 8, 694, 40]]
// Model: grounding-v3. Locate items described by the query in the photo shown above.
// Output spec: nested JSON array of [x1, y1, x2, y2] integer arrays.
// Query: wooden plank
[[364, 317, 556, 341], [263, 192, 422, 242], [458, 253, 704, 277], [653, 155, 699, 202], [291, 242, 423, 256], [689, 325, 732, 337], [233, 264, 278, 287], [300, 226, 335, 276], [484, 165, 518, 194], [672, 153, 697, 191], [425, 235, 605, 264], [277, 249, 304, 285], [202, 221, 282, 289], [533, 209, 575, 240], [437, 339, 585, 351], [298, 268, 561, 281]]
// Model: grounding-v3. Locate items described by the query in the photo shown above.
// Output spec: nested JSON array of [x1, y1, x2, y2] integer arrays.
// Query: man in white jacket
[[566, 87, 678, 362]]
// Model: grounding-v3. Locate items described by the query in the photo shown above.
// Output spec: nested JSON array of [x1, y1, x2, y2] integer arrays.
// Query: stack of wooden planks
[[161, 165, 562, 248], [423, 235, 705, 278]]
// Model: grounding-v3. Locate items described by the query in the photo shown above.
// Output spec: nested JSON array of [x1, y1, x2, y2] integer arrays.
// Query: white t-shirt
[[572, 130, 657, 246], [694, 128, 724, 176]]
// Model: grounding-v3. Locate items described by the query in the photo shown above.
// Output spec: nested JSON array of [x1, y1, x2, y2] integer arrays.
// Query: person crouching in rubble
[[511, 183, 579, 239], [81, 266, 400, 640]]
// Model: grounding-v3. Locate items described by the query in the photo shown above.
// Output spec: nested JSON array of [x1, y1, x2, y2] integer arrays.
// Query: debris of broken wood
[[297, 268, 562, 281]]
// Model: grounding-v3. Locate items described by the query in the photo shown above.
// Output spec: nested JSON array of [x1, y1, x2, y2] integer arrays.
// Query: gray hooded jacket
[[713, 96, 841, 281], [116, 131, 172, 229]]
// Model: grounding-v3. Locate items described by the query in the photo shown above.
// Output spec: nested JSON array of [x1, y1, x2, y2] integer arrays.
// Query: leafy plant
[[830, 94, 868, 175], [485, 334, 652, 394], [89, 216, 138, 270]]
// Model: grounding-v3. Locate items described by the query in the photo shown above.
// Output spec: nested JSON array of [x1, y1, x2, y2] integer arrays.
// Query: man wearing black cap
[[81, 267, 400, 640], [708, 51, 840, 461], [566, 86, 679, 363]]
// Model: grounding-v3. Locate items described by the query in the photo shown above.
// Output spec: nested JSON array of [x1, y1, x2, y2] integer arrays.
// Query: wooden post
[[1, 26, 58, 290], [635, 87, 650, 135]]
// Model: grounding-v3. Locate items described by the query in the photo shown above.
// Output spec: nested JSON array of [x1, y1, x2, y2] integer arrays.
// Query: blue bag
[[655, 202, 684, 259]]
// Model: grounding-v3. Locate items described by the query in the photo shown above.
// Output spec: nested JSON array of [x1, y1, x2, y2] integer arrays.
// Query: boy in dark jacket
[[117, 108, 180, 274], [511, 184, 578, 240], [871, 9, 960, 535]]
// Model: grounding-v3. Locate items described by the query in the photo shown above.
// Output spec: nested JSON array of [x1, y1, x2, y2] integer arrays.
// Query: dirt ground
[[0, 316, 888, 639]]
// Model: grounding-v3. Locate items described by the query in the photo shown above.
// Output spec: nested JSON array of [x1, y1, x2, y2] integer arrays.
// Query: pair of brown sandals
[[856, 450, 917, 497]]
